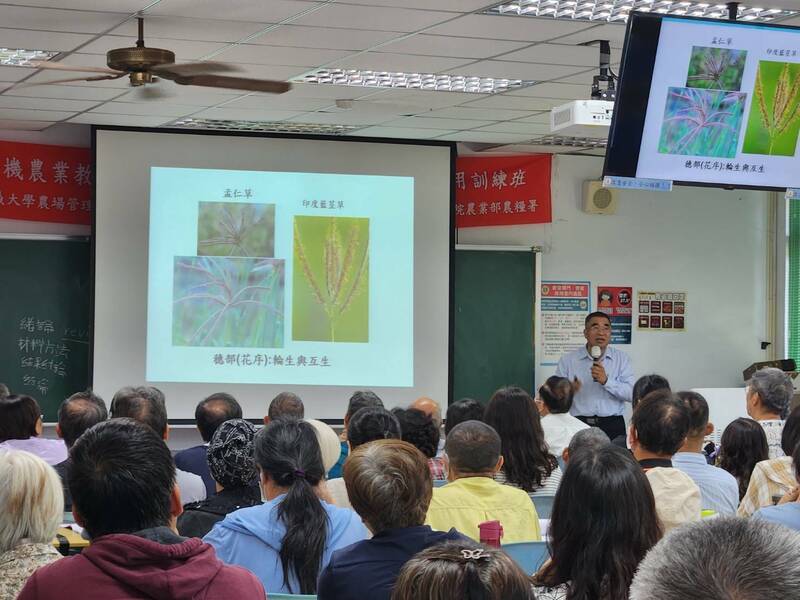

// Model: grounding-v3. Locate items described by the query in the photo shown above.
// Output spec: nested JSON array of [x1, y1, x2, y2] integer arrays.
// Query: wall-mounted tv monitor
[[604, 13, 800, 191]]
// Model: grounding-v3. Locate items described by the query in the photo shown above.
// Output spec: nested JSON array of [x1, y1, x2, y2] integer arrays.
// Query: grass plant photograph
[[742, 60, 800, 156], [293, 216, 369, 343], [658, 86, 746, 158], [173, 256, 284, 347], [686, 46, 747, 91], [197, 201, 275, 257]]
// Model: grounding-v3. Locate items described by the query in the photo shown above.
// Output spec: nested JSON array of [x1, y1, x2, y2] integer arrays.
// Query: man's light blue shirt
[[672, 452, 740, 515], [554, 345, 634, 417]]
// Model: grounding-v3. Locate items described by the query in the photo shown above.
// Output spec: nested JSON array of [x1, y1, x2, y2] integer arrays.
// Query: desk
[[52, 527, 89, 555]]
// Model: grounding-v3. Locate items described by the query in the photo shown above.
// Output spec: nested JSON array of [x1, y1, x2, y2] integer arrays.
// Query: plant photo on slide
[[742, 61, 800, 156], [197, 201, 275, 257], [293, 216, 369, 343], [685, 46, 747, 91], [172, 256, 285, 347]]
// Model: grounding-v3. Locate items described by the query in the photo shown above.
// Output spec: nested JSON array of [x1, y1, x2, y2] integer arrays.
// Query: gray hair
[[750, 367, 793, 419], [268, 391, 304, 420], [630, 517, 800, 600], [567, 427, 610, 457], [0, 383, 9, 398]]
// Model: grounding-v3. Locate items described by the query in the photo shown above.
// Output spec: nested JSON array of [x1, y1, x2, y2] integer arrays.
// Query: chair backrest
[[433, 479, 448, 487], [530, 494, 555, 519], [268, 595, 317, 600], [502, 541, 550, 575]]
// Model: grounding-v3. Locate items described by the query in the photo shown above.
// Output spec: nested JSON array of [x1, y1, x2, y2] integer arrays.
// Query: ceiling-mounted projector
[[549, 99, 614, 138]]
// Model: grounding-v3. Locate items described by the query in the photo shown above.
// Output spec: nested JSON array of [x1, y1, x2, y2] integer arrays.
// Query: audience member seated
[[611, 374, 670, 447], [204, 418, 368, 595], [393, 407, 446, 481], [745, 367, 793, 458], [53, 390, 107, 510], [629, 390, 701, 531], [738, 405, 800, 516], [0, 451, 63, 599], [717, 417, 769, 501], [484, 386, 562, 495], [533, 445, 661, 599], [672, 391, 739, 515], [177, 419, 261, 539], [391, 540, 536, 600], [110, 386, 206, 504], [561, 427, 609, 465], [18, 419, 265, 600], [307, 418, 343, 476], [263, 391, 304, 424], [754, 436, 800, 530], [629, 517, 800, 600], [175, 392, 242, 498], [535, 376, 588, 456], [410, 396, 444, 455], [444, 398, 484, 435], [318, 439, 463, 600], [328, 390, 384, 479], [425, 421, 540, 543], [327, 407, 401, 508], [0, 395, 67, 465]]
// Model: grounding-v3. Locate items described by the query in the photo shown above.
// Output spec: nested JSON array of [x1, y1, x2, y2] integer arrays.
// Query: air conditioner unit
[[583, 180, 618, 215], [550, 100, 614, 137]]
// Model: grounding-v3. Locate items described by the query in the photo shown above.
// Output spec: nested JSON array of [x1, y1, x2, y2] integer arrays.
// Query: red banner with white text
[[455, 154, 551, 227], [0, 141, 92, 225]]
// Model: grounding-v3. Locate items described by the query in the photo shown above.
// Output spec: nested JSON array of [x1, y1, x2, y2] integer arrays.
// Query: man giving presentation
[[555, 311, 634, 440]]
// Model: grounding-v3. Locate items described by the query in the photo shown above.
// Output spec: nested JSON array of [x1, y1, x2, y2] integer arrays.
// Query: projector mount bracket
[[582, 40, 617, 101]]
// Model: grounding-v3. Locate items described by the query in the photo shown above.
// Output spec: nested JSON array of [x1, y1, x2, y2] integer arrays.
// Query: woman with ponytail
[[204, 418, 369, 594], [535, 376, 590, 456]]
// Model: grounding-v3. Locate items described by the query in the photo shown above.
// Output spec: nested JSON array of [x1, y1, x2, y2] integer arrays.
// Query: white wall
[[457, 154, 771, 392]]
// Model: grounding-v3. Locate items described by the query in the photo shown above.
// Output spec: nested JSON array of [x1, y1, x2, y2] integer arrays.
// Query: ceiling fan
[[26, 17, 291, 95]]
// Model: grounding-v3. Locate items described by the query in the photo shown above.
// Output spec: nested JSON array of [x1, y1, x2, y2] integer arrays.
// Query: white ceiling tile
[[110, 15, 269, 43], [361, 88, 487, 108], [473, 121, 551, 135], [286, 110, 389, 126], [426, 14, 597, 41], [277, 82, 380, 100], [451, 60, 586, 81], [337, 0, 495, 11], [0, 66, 37, 83], [333, 53, 469, 73], [0, 6, 129, 34], [377, 34, 528, 59], [145, 1, 323, 23], [436, 130, 535, 143], [0, 28, 93, 52], [292, 5, 456, 33], [517, 112, 550, 124], [79, 36, 228, 60], [0, 108, 74, 121], [554, 23, 628, 48], [225, 94, 337, 111], [192, 107, 305, 121], [505, 81, 589, 99], [87, 101, 201, 117], [0, 1, 147, 10], [426, 106, 532, 121], [250, 25, 400, 51], [463, 94, 563, 110], [552, 68, 598, 85], [68, 113, 170, 126], [0, 95, 98, 112], [0, 119, 53, 130], [501, 43, 600, 67], [4, 83, 126, 101], [387, 115, 495, 129], [355, 125, 453, 139], [211, 44, 350, 67]]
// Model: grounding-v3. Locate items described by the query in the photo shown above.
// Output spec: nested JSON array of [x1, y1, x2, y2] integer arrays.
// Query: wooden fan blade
[[28, 60, 123, 75], [151, 61, 241, 79], [15, 73, 126, 88], [173, 74, 291, 94]]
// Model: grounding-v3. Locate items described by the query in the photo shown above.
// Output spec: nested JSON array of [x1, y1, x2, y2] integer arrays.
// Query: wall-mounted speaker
[[582, 180, 618, 215]]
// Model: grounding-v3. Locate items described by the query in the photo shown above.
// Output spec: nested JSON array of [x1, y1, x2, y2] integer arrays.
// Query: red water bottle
[[478, 520, 503, 547]]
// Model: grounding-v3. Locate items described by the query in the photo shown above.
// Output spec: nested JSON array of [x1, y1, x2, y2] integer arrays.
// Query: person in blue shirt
[[755, 436, 800, 531], [328, 390, 384, 479], [672, 391, 739, 515], [555, 311, 635, 440], [204, 418, 368, 595], [318, 438, 463, 600]]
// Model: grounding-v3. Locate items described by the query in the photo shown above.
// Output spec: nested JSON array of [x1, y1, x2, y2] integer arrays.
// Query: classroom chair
[[502, 541, 550, 575], [268, 594, 317, 600], [433, 479, 448, 488], [530, 495, 555, 519]]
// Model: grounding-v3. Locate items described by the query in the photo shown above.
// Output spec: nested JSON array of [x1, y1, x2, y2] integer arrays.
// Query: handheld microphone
[[590, 346, 602, 381]]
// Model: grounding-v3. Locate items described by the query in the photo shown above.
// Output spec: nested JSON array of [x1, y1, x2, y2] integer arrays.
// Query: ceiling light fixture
[[165, 118, 361, 135], [483, 1, 797, 23], [300, 69, 536, 94], [528, 134, 608, 148], [0, 48, 59, 67]]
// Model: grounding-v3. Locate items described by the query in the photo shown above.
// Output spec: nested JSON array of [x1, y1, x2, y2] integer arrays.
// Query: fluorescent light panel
[[484, 1, 798, 23], [300, 69, 536, 94], [529, 134, 608, 147], [166, 118, 360, 135], [0, 48, 59, 66]]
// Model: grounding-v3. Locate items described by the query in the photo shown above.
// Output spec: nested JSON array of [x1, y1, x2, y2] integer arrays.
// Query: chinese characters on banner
[[0, 141, 92, 225], [455, 155, 552, 227], [540, 281, 590, 365], [597, 286, 633, 344], [637, 291, 687, 332]]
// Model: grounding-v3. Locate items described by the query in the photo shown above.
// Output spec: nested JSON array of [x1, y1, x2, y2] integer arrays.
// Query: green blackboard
[[0, 237, 91, 421], [453, 248, 535, 404]]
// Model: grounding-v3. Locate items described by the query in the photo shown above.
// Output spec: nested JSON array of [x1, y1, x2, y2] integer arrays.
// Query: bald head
[[411, 397, 442, 429]]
